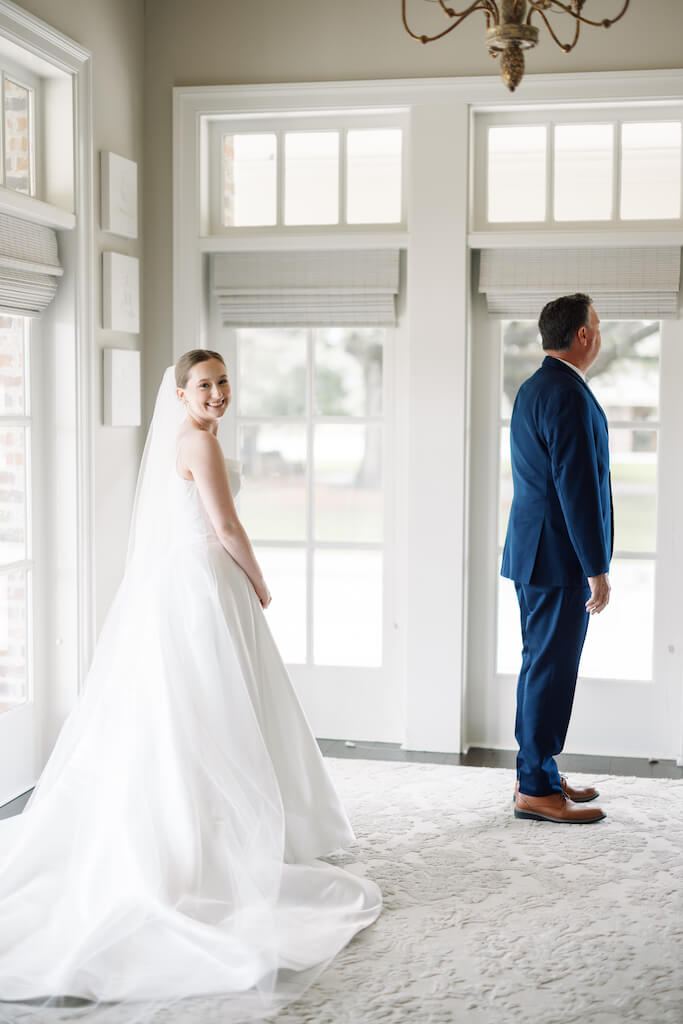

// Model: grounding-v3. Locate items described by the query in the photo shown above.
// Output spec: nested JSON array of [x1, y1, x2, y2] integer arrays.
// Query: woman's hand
[[254, 578, 272, 608]]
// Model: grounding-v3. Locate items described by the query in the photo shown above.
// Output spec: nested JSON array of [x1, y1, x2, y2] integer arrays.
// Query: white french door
[[0, 315, 41, 803], [467, 306, 683, 761], [218, 324, 400, 742]]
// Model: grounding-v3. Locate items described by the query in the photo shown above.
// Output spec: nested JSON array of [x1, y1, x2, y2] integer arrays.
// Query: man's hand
[[586, 573, 610, 615]]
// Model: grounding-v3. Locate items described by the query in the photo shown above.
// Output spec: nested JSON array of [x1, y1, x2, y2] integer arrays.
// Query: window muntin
[[496, 319, 660, 682], [236, 326, 386, 668]]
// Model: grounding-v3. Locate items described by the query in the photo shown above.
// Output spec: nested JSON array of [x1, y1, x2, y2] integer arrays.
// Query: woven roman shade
[[211, 250, 401, 326], [0, 211, 63, 317], [479, 247, 681, 319]]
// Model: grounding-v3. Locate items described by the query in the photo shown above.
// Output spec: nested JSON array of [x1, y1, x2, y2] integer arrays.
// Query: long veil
[[0, 366, 380, 1023], [127, 365, 184, 566]]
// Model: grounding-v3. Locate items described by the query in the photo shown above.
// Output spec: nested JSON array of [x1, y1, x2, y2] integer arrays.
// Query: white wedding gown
[[0, 451, 381, 1020]]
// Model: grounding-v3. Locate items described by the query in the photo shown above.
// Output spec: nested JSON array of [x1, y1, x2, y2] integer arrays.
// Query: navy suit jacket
[[501, 356, 613, 587]]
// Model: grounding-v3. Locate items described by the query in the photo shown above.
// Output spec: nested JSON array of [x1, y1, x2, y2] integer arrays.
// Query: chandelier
[[402, 0, 631, 92]]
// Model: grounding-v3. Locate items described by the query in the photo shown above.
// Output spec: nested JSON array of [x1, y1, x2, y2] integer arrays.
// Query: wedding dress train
[[0, 373, 381, 1021]]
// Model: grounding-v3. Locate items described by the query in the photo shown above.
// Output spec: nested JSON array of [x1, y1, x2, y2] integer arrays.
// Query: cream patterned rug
[[3, 760, 682, 1024], [278, 759, 683, 1024]]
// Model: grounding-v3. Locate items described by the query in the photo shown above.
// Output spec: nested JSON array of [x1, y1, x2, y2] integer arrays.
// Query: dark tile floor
[[1, 744, 680, 820], [317, 740, 683, 779]]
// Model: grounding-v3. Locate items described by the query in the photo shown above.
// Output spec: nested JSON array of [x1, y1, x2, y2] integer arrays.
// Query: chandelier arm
[[437, 0, 498, 22], [529, 0, 630, 30], [528, 4, 581, 52], [402, 0, 493, 43]]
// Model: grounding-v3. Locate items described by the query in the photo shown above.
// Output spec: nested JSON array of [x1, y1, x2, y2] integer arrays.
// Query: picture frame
[[103, 348, 141, 426], [102, 252, 140, 333], [101, 151, 138, 238]]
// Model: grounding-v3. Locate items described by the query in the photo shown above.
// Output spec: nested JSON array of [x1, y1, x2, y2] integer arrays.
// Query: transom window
[[475, 108, 683, 227], [210, 115, 405, 231], [497, 319, 660, 682], [234, 326, 386, 668]]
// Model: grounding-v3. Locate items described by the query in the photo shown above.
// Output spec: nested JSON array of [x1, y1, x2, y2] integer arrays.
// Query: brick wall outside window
[[3, 78, 31, 195]]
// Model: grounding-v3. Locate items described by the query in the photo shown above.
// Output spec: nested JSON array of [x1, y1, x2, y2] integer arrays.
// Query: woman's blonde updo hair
[[175, 349, 226, 388]]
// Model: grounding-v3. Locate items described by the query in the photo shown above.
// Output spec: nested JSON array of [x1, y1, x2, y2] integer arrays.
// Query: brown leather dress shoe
[[514, 791, 606, 823], [559, 775, 599, 802], [513, 776, 600, 803]]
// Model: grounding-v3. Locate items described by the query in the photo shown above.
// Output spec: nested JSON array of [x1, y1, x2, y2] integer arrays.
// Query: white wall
[[13, 0, 145, 630]]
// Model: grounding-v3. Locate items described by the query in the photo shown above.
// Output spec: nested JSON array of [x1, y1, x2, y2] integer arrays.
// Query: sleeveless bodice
[[171, 457, 241, 547]]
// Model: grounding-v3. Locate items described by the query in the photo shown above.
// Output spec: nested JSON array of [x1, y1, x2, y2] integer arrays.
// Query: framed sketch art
[[103, 252, 140, 333], [101, 151, 138, 238], [103, 348, 141, 426]]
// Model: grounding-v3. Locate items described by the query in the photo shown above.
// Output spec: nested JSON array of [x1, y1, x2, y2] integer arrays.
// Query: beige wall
[[13, 0, 145, 628], [142, 0, 683, 412]]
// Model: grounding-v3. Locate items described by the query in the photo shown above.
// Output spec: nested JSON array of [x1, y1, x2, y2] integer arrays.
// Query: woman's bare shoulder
[[177, 425, 222, 479], [178, 423, 219, 453]]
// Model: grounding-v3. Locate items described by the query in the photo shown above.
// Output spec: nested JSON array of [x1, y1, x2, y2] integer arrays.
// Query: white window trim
[[0, 1, 96, 691]]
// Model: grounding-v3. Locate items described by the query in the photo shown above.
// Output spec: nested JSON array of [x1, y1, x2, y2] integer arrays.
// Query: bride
[[0, 350, 381, 1020]]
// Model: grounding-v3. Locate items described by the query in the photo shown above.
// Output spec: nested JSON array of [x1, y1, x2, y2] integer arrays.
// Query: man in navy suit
[[502, 293, 612, 824]]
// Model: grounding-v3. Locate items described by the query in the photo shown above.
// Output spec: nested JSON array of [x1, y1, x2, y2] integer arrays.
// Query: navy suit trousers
[[514, 582, 590, 797]]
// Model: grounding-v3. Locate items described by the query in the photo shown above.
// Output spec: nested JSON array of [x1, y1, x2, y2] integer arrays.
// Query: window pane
[[346, 129, 402, 224], [621, 122, 682, 220], [0, 426, 26, 563], [0, 568, 28, 712], [284, 132, 339, 225], [0, 316, 26, 414], [579, 559, 654, 680], [610, 429, 657, 554], [314, 327, 383, 416], [488, 125, 546, 223], [497, 571, 521, 675], [255, 547, 306, 664], [588, 321, 660, 421], [237, 328, 307, 416], [239, 425, 307, 541], [314, 549, 382, 666], [497, 559, 654, 681], [501, 319, 543, 418], [223, 133, 277, 227], [4, 78, 31, 195], [499, 426, 512, 548], [314, 424, 382, 542], [554, 124, 613, 221]]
